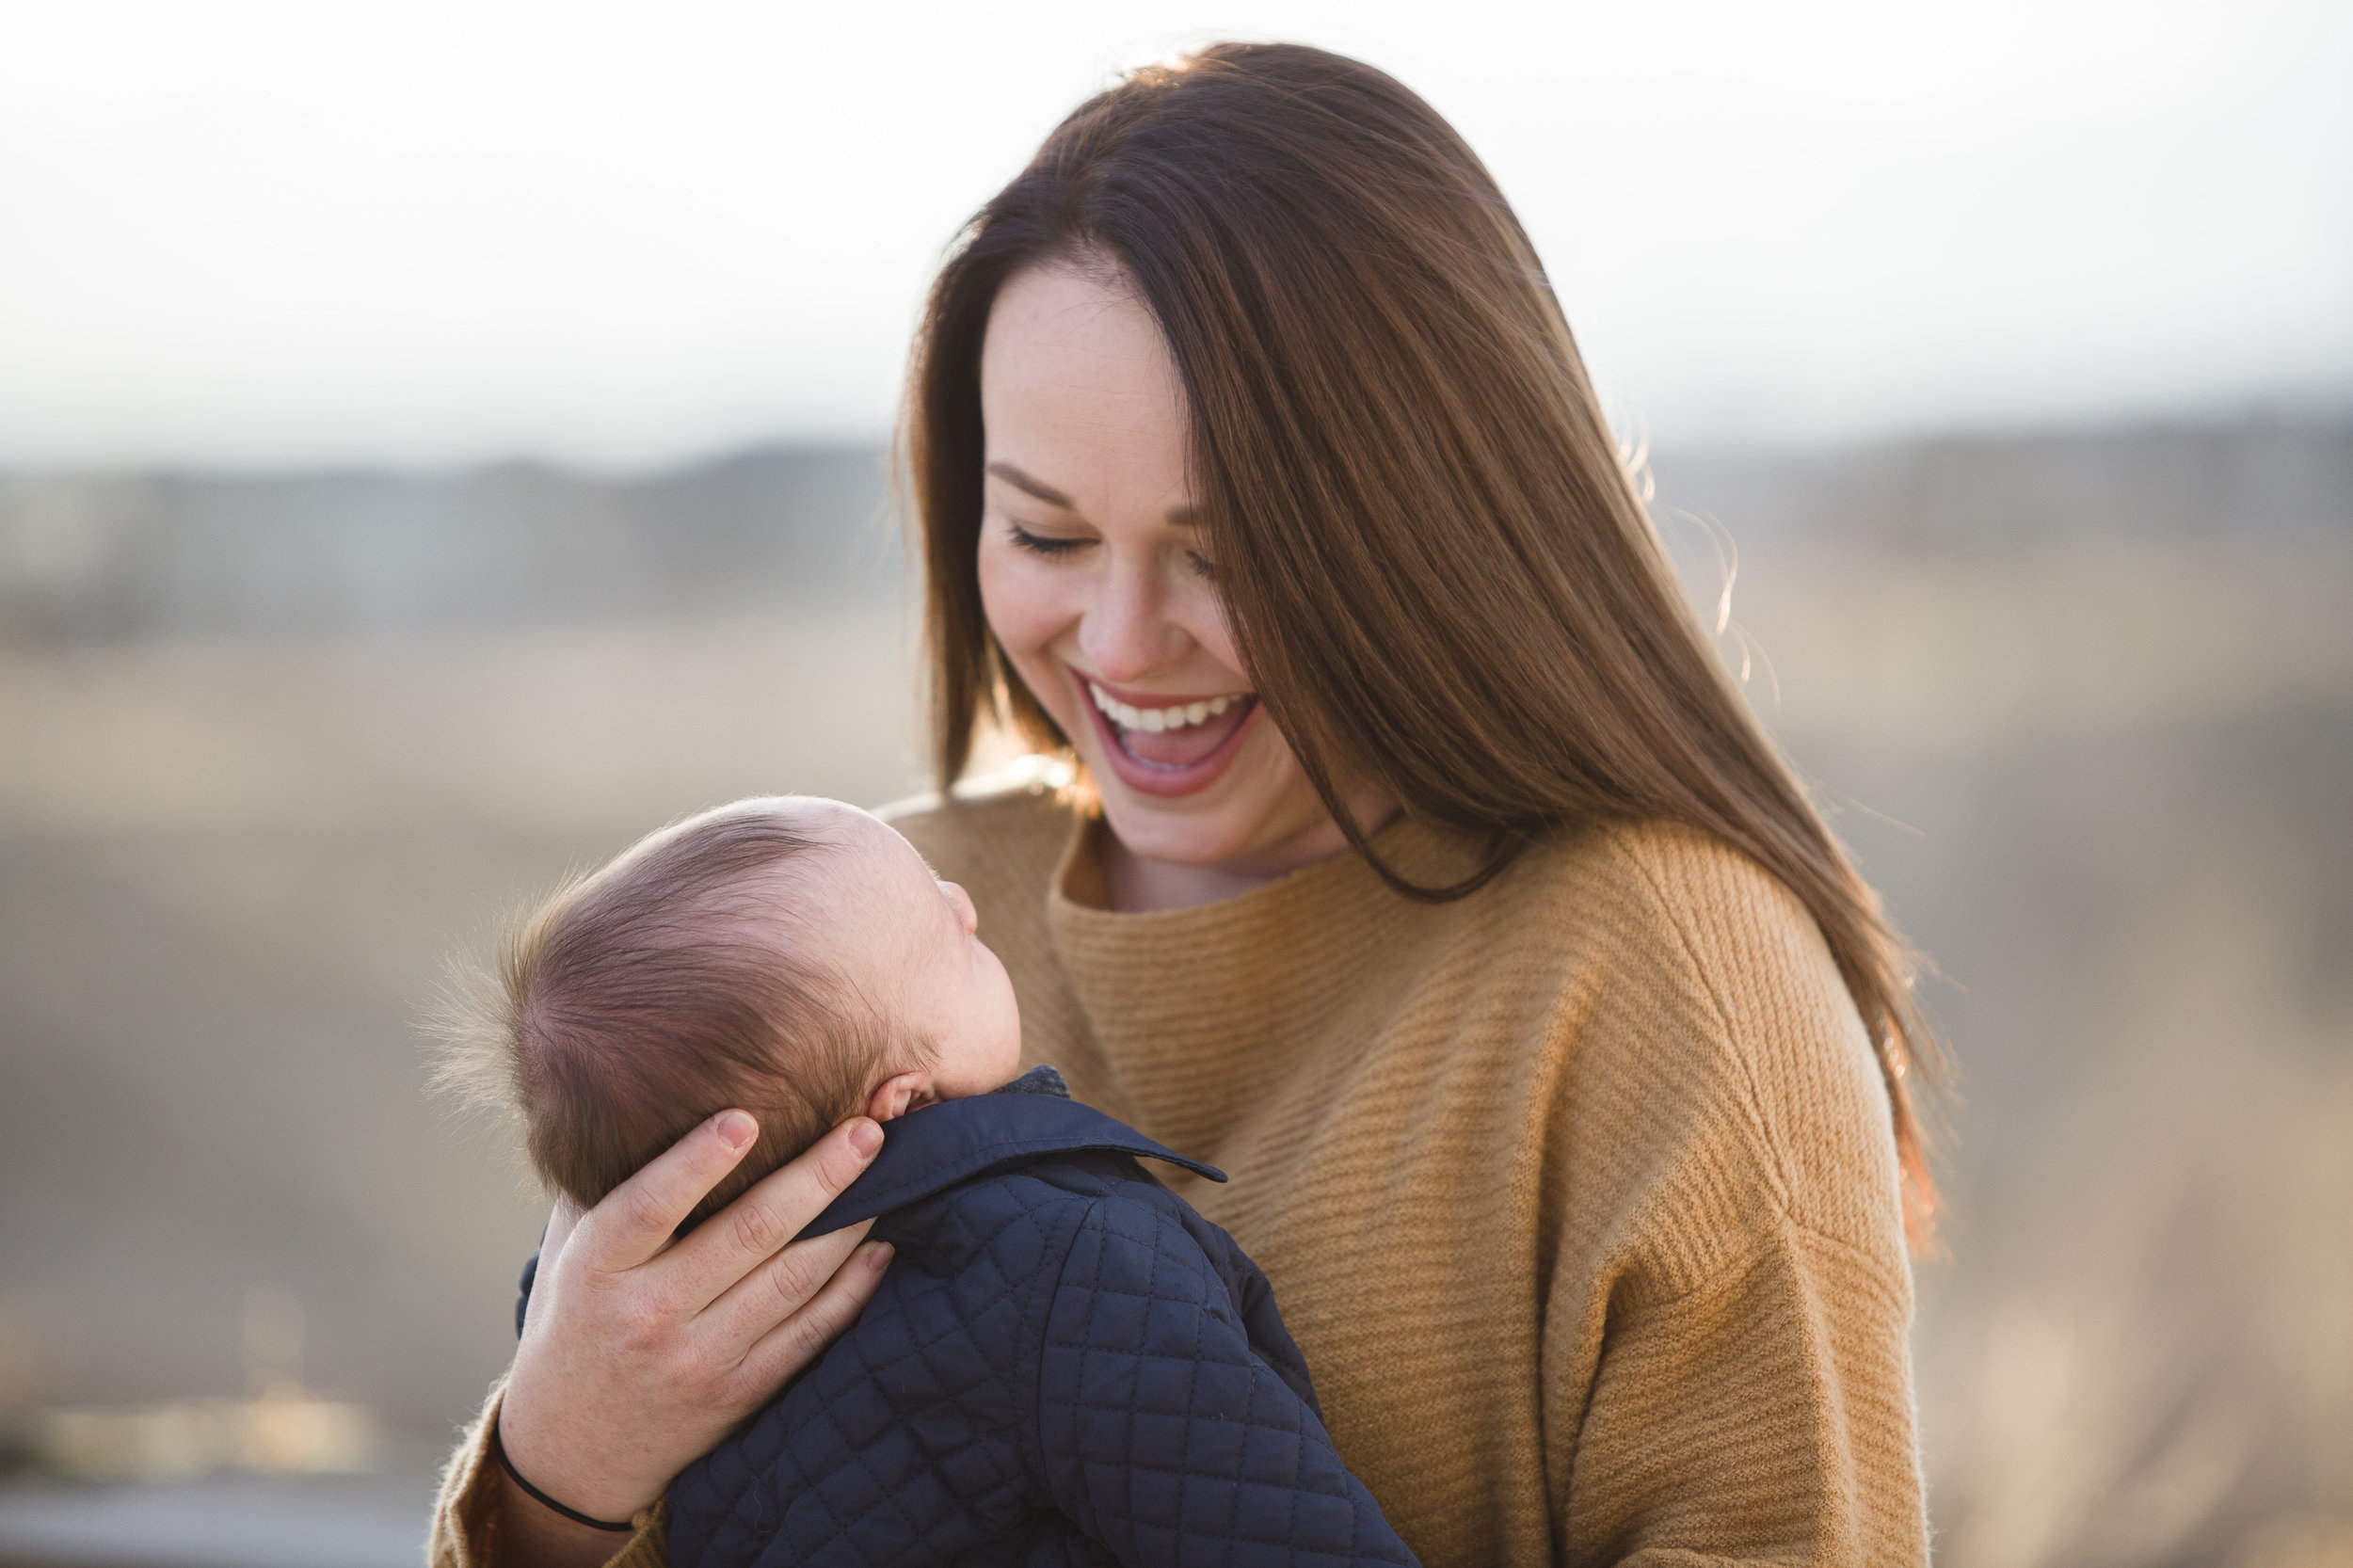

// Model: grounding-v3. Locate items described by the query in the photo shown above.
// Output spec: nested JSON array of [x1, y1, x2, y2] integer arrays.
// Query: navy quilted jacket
[[521, 1067, 1417, 1568]]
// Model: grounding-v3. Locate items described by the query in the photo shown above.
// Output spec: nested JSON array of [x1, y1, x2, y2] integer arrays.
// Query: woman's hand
[[492, 1110, 891, 1564]]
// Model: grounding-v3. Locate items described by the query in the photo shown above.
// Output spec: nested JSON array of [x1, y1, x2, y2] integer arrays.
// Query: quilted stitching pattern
[[664, 1151, 1417, 1568], [1036, 1196, 1413, 1567]]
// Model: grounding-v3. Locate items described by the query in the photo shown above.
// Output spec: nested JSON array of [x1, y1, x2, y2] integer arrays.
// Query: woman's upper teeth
[[1088, 681, 1242, 733]]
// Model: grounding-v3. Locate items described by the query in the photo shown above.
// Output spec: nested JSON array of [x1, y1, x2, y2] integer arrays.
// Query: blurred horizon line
[[3, 390, 2348, 486]]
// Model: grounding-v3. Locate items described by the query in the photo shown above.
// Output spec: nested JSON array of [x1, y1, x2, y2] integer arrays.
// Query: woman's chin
[[1095, 801, 1261, 871]]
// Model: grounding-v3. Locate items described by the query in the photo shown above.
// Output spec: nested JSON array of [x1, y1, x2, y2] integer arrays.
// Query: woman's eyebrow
[[987, 459, 1199, 526], [985, 461, 1075, 508]]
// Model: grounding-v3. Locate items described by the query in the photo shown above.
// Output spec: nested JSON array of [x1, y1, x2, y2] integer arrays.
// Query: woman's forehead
[[980, 268, 1188, 493], [984, 264, 1163, 372]]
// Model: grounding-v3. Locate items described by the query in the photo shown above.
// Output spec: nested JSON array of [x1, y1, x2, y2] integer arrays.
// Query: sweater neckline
[[1048, 809, 1479, 926], [1040, 810, 1492, 1163]]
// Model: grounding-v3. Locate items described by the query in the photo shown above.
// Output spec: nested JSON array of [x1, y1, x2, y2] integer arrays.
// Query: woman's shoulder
[[1499, 814, 1800, 929], [1500, 816, 1902, 1260], [876, 760, 1081, 893], [1500, 816, 1852, 1014], [1476, 816, 1841, 996]]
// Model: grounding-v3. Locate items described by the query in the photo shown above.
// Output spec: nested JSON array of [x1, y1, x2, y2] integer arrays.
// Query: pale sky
[[1, 0, 2346, 471]]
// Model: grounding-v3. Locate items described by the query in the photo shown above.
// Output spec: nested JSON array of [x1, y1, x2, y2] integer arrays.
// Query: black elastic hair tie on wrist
[[490, 1416, 636, 1533]]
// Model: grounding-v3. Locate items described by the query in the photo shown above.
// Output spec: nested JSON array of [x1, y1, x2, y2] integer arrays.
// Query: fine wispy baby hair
[[430, 797, 934, 1231]]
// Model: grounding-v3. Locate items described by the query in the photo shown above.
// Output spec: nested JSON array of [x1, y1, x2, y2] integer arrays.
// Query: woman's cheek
[[1179, 583, 1246, 685], [975, 539, 1034, 655], [977, 545, 1079, 724]]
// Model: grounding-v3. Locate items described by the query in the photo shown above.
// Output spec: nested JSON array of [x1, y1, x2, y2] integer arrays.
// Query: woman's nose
[[1077, 560, 1188, 683]]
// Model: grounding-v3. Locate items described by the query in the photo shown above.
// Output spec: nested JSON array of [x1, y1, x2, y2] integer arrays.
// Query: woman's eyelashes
[[1005, 521, 1089, 559], [1001, 519, 1216, 581]]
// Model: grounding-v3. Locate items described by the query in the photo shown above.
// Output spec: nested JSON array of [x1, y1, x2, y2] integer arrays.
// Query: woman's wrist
[[493, 1464, 641, 1568], [493, 1361, 664, 1531], [491, 1415, 635, 1533]]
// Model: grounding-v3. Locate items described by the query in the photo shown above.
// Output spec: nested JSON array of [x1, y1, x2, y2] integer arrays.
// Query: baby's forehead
[[756, 800, 930, 896], [792, 800, 909, 862], [741, 808, 943, 989]]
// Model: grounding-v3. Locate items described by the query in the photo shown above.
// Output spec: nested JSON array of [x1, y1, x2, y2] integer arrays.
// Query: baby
[[440, 795, 1417, 1568]]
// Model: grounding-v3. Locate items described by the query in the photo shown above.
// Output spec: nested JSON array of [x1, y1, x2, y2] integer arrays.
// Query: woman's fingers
[[490, 1117, 887, 1528], [572, 1110, 760, 1272], [517, 1195, 586, 1337], [542, 1193, 584, 1265], [705, 1217, 876, 1358], [732, 1239, 895, 1400], [666, 1117, 884, 1315]]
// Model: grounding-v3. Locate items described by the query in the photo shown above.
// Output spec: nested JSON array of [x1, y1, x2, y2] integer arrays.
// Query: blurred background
[[1, 2, 2347, 1565]]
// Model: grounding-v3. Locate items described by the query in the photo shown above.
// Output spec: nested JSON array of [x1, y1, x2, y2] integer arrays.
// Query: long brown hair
[[905, 41, 1943, 1237]]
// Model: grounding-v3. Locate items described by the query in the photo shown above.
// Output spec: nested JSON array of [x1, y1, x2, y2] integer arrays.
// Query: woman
[[433, 42, 1935, 1567]]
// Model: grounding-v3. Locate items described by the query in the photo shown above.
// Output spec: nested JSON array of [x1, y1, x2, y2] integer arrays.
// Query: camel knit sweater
[[430, 781, 1927, 1567]]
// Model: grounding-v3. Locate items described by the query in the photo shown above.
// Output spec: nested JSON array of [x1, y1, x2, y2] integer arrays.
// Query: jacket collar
[[797, 1065, 1225, 1240]]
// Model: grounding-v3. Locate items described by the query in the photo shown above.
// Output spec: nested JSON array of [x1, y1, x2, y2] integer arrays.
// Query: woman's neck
[[1096, 795, 1401, 914]]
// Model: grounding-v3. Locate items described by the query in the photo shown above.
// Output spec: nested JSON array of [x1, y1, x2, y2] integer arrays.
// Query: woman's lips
[[1073, 672, 1259, 797]]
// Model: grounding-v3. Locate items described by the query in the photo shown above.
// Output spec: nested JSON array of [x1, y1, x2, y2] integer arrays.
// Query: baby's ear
[[866, 1070, 933, 1123]]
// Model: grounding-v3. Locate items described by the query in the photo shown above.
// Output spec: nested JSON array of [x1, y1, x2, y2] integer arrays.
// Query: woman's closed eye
[[1003, 518, 1215, 581], [1005, 521, 1091, 559]]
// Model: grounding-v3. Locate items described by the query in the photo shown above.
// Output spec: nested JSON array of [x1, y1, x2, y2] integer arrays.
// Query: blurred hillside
[[0, 445, 902, 642], [2, 417, 2348, 1567]]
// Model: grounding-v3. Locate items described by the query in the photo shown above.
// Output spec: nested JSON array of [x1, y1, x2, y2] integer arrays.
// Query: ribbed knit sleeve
[[424, 1378, 670, 1568], [423, 1379, 505, 1568], [1537, 823, 1925, 1564], [1557, 1224, 1917, 1562]]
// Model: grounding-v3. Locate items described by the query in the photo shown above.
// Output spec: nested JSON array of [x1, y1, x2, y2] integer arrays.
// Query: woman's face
[[975, 264, 1354, 874]]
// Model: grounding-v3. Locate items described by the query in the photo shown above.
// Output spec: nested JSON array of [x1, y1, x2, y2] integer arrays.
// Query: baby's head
[[438, 796, 1022, 1229]]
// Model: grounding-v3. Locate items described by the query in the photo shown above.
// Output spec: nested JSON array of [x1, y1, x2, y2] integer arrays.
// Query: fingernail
[[715, 1111, 758, 1151], [864, 1241, 893, 1271], [846, 1118, 883, 1159]]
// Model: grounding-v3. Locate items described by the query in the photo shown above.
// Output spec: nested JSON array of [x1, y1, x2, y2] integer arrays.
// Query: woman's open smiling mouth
[[1075, 671, 1260, 796]]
